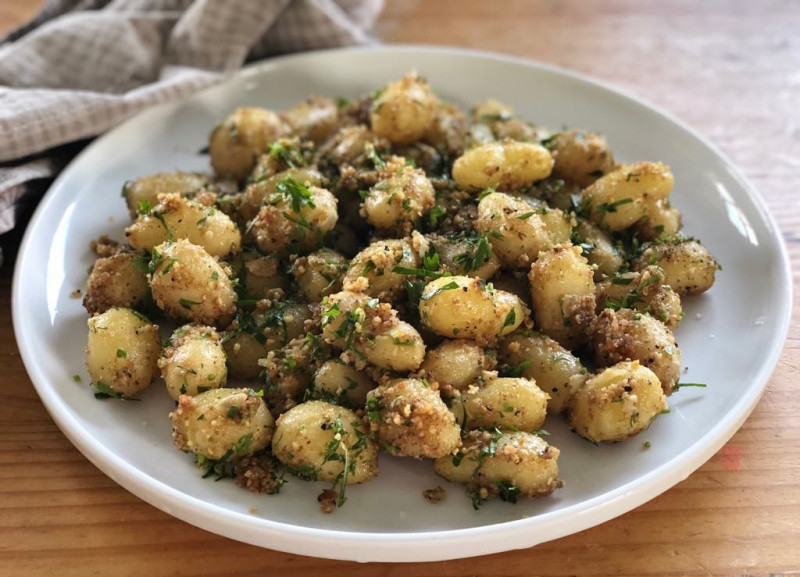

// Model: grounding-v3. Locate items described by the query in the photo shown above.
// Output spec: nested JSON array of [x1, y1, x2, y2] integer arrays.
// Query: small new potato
[[551, 130, 615, 188], [573, 219, 624, 281], [308, 360, 376, 409], [86, 307, 160, 397], [419, 339, 496, 393], [209, 107, 290, 179], [463, 377, 548, 432], [370, 73, 438, 144], [419, 276, 528, 343], [122, 172, 207, 218], [149, 239, 236, 328], [596, 266, 683, 328], [248, 180, 338, 254], [291, 248, 349, 302], [159, 324, 227, 400], [83, 251, 149, 315], [223, 331, 266, 379], [343, 238, 419, 302], [272, 401, 378, 484], [241, 168, 323, 222], [281, 96, 339, 144], [568, 361, 668, 443], [529, 243, 596, 348], [636, 200, 682, 240], [367, 379, 461, 458], [476, 192, 570, 268], [170, 388, 274, 460], [499, 332, 587, 414], [452, 141, 554, 192], [430, 233, 501, 280], [590, 309, 682, 395], [237, 253, 289, 299], [581, 162, 674, 231], [634, 238, 718, 296], [434, 430, 562, 499], [362, 160, 435, 234], [126, 193, 241, 258]]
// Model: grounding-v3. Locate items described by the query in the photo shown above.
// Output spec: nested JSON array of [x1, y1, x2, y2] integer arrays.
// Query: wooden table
[[2, 1, 799, 575]]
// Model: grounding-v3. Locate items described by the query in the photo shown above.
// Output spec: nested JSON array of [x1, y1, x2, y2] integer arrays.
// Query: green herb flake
[[116, 349, 127, 359], [179, 298, 202, 309]]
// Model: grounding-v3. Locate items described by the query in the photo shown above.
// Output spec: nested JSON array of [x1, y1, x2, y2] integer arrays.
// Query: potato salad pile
[[82, 72, 719, 512]]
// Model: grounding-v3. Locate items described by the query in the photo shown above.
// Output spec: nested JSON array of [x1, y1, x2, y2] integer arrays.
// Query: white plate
[[12, 46, 792, 562]]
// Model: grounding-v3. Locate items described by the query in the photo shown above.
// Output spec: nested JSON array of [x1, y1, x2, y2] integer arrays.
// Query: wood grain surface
[[1, 0, 799, 575]]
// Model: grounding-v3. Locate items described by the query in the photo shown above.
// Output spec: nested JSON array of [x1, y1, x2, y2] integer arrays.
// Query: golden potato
[[126, 193, 241, 258], [241, 168, 323, 222], [434, 430, 562, 502], [342, 238, 419, 302], [83, 251, 149, 315], [452, 141, 553, 192], [148, 240, 236, 328], [362, 159, 435, 234], [464, 377, 548, 432], [222, 331, 266, 380], [550, 130, 615, 188], [281, 96, 339, 144], [209, 107, 290, 179], [590, 308, 682, 395], [529, 243, 596, 348], [366, 378, 460, 458], [572, 219, 624, 281], [636, 200, 682, 240], [580, 162, 673, 231], [309, 359, 375, 409], [170, 388, 274, 460], [121, 172, 207, 219], [499, 332, 587, 414], [86, 307, 160, 398], [273, 401, 378, 490], [419, 339, 496, 393], [430, 232, 501, 280], [159, 324, 227, 400], [568, 361, 668, 443], [596, 266, 683, 328], [633, 238, 718, 296], [418, 276, 528, 343], [370, 73, 438, 144], [290, 248, 349, 303]]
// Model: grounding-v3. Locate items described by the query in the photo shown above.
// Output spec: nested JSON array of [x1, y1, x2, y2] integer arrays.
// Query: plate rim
[[11, 44, 793, 562]]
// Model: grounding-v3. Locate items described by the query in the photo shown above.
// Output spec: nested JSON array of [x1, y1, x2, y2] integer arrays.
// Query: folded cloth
[[0, 0, 383, 241]]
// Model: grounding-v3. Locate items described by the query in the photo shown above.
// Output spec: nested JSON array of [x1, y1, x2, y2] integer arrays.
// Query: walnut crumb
[[423, 486, 447, 504], [318, 489, 338, 514]]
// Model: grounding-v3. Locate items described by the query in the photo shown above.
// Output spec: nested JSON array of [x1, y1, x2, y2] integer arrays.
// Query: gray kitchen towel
[[0, 0, 383, 237]]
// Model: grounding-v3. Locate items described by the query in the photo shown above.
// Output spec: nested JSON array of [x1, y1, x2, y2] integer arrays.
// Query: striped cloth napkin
[[0, 0, 383, 241]]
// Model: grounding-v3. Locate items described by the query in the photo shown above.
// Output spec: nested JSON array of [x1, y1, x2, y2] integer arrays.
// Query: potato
[[362, 159, 435, 234], [366, 378, 460, 458], [430, 232, 501, 280], [452, 141, 553, 192], [550, 130, 615, 188], [633, 238, 718, 296], [490, 271, 532, 307], [370, 73, 438, 144], [121, 172, 208, 219], [636, 200, 682, 240], [248, 179, 338, 254], [281, 96, 339, 144], [476, 192, 570, 268], [308, 360, 375, 409], [83, 251, 149, 315], [321, 291, 426, 372], [590, 308, 682, 395], [241, 168, 323, 222], [472, 98, 513, 122], [580, 162, 673, 231], [568, 361, 668, 443], [159, 324, 227, 400], [434, 430, 562, 500], [86, 307, 160, 397], [596, 266, 683, 328], [273, 401, 378, 486], [170, 388, 274, 460], [419, 339, 496, 393], [149, 240, 236, 328], [290, 248, 349, 302], [126, 193, 241, 258], [237, 253, 289, 299], [464, 377, 548, 432], [342, 238, 419, 302], [573, 219, 624, 281], [317, 125, 390, 168], [209, 107, 290, 179], [499, 332, 587, 414], [528, 244, 596, 348], [419, 276, 527, 343], [223, 331, 266, 380]]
